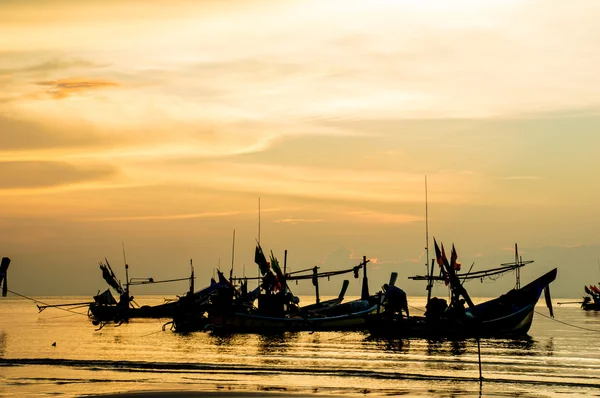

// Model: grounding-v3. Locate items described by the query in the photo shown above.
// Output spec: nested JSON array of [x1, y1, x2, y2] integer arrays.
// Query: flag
[[450, 244, 461, 271], [93, 289, 117, 305], [441, 243, 449, 268], [434, 238, 444, 269], [99, 260, 123, 294], [270, 251, 284, 279], [254, 243, 270, 275], [433, 239, 449, 285]]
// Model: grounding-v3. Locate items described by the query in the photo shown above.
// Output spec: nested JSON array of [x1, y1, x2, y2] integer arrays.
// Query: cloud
[[0, 58, 100, 77], [502, 176, 543, 181], [274, 218, 323, 224], [36, 78, 119, 99], [0, 115, 109, 151], [82, 210, 241, 222], [0, 161, 117, 189], [346, 211, 423, 224]]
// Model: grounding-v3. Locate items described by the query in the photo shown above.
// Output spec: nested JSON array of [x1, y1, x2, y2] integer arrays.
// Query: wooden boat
[[172, 244, 381, 334], [368, 240, 557, 339], [206, 299, 379, 333], [368, 268, 557, 338], [37, 258, 201, 328], [87, 258, 207, 326]]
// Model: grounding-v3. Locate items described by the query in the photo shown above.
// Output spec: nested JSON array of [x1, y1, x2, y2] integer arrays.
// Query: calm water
[[1, 295, 599, 397]]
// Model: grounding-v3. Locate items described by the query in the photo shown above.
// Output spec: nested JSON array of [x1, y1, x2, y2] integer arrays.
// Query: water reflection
[[363, 336, 409, 353], [257, 332, 297, 355], [0, 331, 6, 357]]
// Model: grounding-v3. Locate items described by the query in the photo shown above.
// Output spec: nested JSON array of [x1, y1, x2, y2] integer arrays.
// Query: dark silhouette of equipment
[[0, 257, 10, 297]]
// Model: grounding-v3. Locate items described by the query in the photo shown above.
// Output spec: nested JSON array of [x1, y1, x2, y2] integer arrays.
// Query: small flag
[[254, 243, 270, 276], [450, 244, 461, 271], [434, 239, 449, 285]]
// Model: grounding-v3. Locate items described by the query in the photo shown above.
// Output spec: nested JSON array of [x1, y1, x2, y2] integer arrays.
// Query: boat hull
[[206, 300, 379, 333]]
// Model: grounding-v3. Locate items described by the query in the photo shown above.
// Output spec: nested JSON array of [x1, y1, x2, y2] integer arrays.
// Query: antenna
[[258, 198, 261, 244]]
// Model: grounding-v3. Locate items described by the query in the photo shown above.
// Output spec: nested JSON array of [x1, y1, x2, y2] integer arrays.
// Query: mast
[[122, 242, 130, 305], [425, 175, 430, 277], [312, 266, 320, 304], [425, 176, 433, 304], [230, 229, 235, 280], [361, 255, 369, 300], [515, 243, 520, 289], [256, 198, 260, 287], [189, 258, 194, 294]]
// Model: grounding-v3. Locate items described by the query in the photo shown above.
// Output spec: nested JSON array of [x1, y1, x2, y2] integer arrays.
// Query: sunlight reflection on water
[[0, 296, 599, 397]]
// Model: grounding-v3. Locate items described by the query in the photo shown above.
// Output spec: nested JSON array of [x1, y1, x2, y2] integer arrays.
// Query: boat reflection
[[0, 331, 6, 357]]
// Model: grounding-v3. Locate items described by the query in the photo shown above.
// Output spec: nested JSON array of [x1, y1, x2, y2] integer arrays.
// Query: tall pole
[[425, 175, 430, 277], [515, 243, 520, 289], [230, 229, 235, 280], [284, 250, 288, 295], [256, 198, 260, 286], [122, 242, 130, 302], [361, 255, 369, 300]]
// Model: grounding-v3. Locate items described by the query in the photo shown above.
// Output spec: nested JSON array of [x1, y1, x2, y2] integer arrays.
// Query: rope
[[7, 289, 88, 317], [535, 310, 600, 333], [408, 305, 426, 313]]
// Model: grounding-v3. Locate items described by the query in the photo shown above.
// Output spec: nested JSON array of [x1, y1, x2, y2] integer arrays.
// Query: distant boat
[[582, 285, 600, 311]]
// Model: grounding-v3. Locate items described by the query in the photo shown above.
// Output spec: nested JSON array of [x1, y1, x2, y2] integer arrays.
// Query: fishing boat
[[582, 285, 600, 310], [37, 257, 202, 328], [368, 240, 557, 339], [172, 244, 381, 334]]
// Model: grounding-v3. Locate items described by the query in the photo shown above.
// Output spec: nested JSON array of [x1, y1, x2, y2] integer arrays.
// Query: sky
[[1, 0, 600, 299]]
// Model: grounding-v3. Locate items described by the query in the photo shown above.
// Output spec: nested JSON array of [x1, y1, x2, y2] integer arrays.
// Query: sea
[[1, 295, 599, 398]]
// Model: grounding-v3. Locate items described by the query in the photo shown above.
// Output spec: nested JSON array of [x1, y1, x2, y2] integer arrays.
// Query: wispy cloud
[[502, 176, 542, 181], [36, 78, 119, 99], [0, 161, 117, 189], [274, 218, 324, 224], [82, 210, 242, 222], [346, 211, 422, 224]]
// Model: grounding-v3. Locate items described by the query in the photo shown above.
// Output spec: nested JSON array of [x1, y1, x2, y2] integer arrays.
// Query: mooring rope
[[7, 289, 88, 317], [535, 310, 600, 333]]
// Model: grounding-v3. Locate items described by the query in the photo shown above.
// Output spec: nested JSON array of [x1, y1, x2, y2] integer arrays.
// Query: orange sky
[[2, 0, 600, 298]]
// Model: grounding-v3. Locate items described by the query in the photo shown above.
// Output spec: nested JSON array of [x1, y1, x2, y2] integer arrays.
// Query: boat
[[582, 285, 600, 310], [37, 257, 203, 328], [172, 244, 381, 334], [367, 240, 557, 339]]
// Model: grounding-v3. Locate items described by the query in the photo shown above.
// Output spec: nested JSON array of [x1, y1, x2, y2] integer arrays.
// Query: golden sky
[[2, 0, 600, 297]]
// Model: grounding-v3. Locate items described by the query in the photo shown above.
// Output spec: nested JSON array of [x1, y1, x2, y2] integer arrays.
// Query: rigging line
[[44, 313, 84, 320], [407, 304, 426, 313], [534, 310, 600, 333], [138, 329, 164, 338], [7, 289, 88, 317]]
